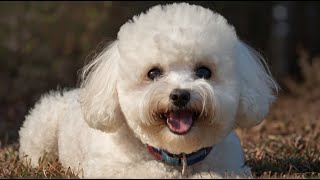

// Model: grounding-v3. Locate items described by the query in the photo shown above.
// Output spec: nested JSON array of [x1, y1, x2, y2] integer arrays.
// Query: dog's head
[[80, 3, 278, 154]]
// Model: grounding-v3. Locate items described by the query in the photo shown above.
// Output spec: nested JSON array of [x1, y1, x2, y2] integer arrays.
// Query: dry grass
[[237, 95, 320, 178], [284, 49, 320, 101], [0, 144, 81, 178]]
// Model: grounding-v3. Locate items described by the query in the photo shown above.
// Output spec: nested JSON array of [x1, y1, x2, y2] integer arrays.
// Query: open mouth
[[158, 110, 200, 135]]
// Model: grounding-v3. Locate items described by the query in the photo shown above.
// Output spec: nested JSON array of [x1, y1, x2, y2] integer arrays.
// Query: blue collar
[[147, 145, 213, 166]]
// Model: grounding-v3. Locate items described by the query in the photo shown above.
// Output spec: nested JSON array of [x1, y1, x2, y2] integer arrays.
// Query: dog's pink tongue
[[167, 110, 193, 134]]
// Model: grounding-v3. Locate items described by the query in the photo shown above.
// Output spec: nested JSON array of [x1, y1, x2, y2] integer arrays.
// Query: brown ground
[[238, 95, 320, 178]]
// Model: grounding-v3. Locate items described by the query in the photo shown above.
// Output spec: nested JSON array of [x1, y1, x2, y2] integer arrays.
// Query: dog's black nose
[[169, 89, 190, 107]]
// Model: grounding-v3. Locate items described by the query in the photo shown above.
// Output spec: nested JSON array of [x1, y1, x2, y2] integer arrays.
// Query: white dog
[[18, 3, 277, 178]]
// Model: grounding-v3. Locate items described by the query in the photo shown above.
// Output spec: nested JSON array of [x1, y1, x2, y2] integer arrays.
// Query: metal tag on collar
[[181, 153, 187, 176]]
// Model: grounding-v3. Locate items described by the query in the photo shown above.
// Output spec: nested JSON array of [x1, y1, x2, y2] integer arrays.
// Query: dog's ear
[[235, 40, 278, 128], [80, 41, 124, 132]]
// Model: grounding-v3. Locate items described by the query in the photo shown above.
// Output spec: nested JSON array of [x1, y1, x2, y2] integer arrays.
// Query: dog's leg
[[189, 131, 253, 178], [83, 159, 182, 178], [18, 90, 71, 167]]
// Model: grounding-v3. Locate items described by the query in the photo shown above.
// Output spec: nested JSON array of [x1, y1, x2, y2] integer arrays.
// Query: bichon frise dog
[[19, 3, 278, 178]]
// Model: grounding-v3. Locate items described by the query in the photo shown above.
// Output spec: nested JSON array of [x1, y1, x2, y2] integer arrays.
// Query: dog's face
[[116, 49, 239, 154], [116, 13, 240, 154], [80, 3, 277, 155]]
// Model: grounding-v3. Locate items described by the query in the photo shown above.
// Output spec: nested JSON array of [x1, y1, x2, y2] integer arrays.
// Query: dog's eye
[[147, 68, 162, 80], [195, 66, 211, 79]]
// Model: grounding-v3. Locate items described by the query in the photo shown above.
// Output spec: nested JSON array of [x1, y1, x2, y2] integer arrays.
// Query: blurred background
[[1, 1, 320, 145]]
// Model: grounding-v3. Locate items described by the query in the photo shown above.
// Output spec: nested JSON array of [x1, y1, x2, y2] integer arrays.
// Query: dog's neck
[[114, 124, 214, 176], [147, 144, 213, 167]]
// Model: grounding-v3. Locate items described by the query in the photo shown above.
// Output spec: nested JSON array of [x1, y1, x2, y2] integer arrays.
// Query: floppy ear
[[80, 41, 124, 132], [235, 40, 278, 128]]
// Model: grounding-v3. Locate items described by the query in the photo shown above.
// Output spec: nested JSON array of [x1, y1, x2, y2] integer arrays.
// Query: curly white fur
[[18, 3, 278, 178]]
